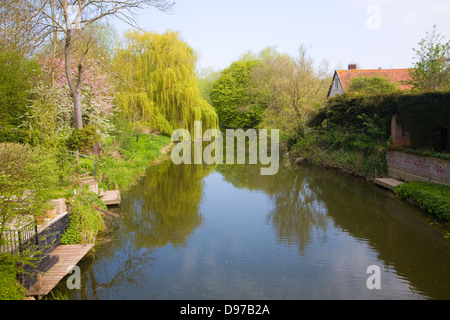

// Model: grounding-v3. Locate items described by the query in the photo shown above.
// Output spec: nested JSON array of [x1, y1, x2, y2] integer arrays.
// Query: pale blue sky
[[112, 0, 450, 74]]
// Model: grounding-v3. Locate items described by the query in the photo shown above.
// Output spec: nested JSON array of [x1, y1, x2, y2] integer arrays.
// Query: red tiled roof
[[337, 68, 413, 92]]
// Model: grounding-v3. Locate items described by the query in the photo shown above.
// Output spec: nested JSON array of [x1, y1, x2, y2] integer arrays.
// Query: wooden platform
[[374, 178, 404, 190], [27, 244, 94, 298], [81, 175, 121, 206], [100, 190, 121, 206]]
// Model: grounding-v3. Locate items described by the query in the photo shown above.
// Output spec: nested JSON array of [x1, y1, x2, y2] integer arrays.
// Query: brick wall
[[387, 151, 450, 186]]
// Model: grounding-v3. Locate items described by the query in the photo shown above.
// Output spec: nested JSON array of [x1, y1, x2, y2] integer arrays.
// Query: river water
[[54, 156, 450, 300]]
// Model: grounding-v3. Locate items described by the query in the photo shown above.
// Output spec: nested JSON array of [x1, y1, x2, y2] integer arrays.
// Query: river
[[53, 156, 450, 300]]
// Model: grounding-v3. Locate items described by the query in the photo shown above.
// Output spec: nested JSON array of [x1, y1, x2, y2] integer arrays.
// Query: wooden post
[[34, 220, 39, 248], [83, 234, 86, 246], [37, 274, 41, 292], [76, 149, 80, 179], [18, 230, 23, 254]]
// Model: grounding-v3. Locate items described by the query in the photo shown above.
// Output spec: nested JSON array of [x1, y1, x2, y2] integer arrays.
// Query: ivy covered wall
[[310, 92, 450, 152]]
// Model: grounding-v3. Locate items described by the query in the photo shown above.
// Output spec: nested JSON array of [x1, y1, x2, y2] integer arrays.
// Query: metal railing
[[0, 220, 38, 255], [67, 150, 99, 178]]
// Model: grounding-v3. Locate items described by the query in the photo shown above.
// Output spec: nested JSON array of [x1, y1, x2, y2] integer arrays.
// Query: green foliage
[[0, 127, 29, 144], [0, 143, 60, 229], [66, 125, 99, 152], [311, 91, 450, 152], [0, 254, 27, 300], [292, 112, 388, 178], [100, 132, 171, 191], [210, 59, 263, 128], [0, 50, 39, 127], [60, 190, 106, 245], [347, 76, 400, 94], [21, 83, 72, 148], [394, 182, 450, 222], [313, 93, 397, 135], [396, 92, 450, 152], [408, 25, 450, 91], [113, 30, 218, 135], [197, 68, 220, 106]]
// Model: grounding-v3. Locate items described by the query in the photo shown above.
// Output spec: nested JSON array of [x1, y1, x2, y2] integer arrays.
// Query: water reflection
[[217, 160, 450, 299], [121, 161, 216, 249], [53, 152, 450, 299], [216, 162, 329, 254]]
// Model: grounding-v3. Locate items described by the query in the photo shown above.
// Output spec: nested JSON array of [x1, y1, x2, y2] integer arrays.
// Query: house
[[327, 64, 412, 98]]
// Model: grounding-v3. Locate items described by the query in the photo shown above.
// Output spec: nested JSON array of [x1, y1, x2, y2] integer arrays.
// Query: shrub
[[291, 112, 388, 178], [310, 91, 450, 152], [60, 190, 106, 245], [347, 76, 400, 95], [0, 50, 39, 127], [0, 254, 28, 300], [66, 125, 99, 152], [0, 143, 59, 230], [394, 182, 450, 222], [0, 127, 30, 144]]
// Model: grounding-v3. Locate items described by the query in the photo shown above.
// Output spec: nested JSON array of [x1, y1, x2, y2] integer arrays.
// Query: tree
[[0, 0, 50, 54], [0, 143, 59, 236], [210, 46, 330, 141], [250, 46, 330, 139], [25, 54, 116, 145], [210, 59, 263, 128], [18, 0, 175, 130], [197, 68, 220, 106], [0, 51, 39, 127], [347, 76, 400, 95], [113, 30, 218, 135], [409, 25, 450, 91]]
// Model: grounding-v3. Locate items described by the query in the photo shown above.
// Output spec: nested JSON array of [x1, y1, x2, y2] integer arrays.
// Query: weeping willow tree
[[114, 30, 218, 134]]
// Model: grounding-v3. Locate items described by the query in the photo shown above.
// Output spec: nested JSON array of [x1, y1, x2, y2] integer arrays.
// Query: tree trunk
[[64, 29, 83, 130]]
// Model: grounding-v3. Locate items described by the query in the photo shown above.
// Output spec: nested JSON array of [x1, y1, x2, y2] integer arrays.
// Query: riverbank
[[290, 150, 450, 224], [0, 132, 173, 300], [97, 132, 172, 192]]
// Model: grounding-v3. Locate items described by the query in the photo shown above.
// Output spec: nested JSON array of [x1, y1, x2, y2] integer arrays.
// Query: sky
[[112, 0, 450, 74]]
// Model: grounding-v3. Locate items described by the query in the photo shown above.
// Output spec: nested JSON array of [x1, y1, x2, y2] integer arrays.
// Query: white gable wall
[[327, 73, 345, 98]]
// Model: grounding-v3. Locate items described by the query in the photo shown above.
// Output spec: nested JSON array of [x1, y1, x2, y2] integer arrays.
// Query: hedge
[[394, 181, 450, 222], [310, 91, 450, 152], [0, 127, 30, 144]]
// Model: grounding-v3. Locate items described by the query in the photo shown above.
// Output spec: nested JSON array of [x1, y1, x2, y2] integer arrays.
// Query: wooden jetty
[[81, 175, 121, 206], [100, 190, 121, 206], [27, 244, 94, 298], [374, 177, 404, 190]]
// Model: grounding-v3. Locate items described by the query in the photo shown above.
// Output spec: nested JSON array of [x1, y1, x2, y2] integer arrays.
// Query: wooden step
[[374, 178, 404, 190], [100, 190, 121, 206]]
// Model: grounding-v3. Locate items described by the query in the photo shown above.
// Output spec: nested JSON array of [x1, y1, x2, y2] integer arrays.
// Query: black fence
[[0, 220, 39, 255]]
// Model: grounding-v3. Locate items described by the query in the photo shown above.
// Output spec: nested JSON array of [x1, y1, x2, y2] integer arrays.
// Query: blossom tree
[[17, 0, 174, 130], [26, 55, 116, 144]]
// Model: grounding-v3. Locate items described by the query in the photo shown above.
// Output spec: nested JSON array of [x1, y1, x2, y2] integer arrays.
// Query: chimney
[[348, 64, 357, 70]]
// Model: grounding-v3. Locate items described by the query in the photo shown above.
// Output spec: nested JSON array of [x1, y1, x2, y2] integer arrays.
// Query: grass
[[290, 129, 388, 179], [394, 181, 450, 222], [98, 132, 172, 191], [0, 254, 28, 300]]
